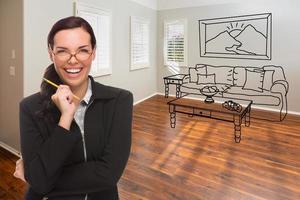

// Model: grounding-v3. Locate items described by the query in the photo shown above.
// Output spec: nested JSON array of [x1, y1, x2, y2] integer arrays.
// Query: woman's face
[[49, 27, 95, 90]]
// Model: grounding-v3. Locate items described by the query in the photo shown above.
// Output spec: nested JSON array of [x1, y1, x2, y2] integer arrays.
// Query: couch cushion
[[197, 73, 216, 84], [262, 70, 275, 91], [224, 86, 281, 105], [206, 65, 234, 85], [242, 69, 264, 92], [181, 82, 230, 96], [233, 67, 245, 86], [233, 66, 262, 86], [189, 64, 207, 83]]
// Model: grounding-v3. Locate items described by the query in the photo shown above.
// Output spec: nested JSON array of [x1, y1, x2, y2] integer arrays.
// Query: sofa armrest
[[183, 74, 190, 83], [270, 80, 289, 95]]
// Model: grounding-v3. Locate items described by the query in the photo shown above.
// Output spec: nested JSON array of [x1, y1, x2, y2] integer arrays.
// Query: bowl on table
[[199, 86, 219, 103]]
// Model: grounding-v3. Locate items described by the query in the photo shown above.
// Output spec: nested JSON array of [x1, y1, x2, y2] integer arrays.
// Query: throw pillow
[[206, 66, 234, 85], [233, 67, 262, 86], [189, 65, 206, 83], [233, 67, 246, 86], [262, 70, 275, 91], [263, 65, 286, 82], [197, 73, 216, 84], [242, 69, 264, 92]]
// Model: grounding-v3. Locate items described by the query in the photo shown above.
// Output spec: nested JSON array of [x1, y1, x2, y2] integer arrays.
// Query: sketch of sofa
[[178, 64, 288, 121]]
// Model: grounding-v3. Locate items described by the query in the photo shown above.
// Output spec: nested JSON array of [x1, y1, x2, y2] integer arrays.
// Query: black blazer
[[19, 77, 133, 200]]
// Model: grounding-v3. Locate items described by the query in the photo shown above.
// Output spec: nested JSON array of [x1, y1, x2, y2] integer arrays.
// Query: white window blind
[[164, 19, 187, 66], [97, 15, 110, 72], [131, 16, 150, 70], [75, 3, 112, 76]]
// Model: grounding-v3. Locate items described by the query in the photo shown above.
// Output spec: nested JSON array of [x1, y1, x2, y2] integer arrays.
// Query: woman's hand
[[51, 85, 78, 130], [51, 85, 77, 116], [13, 158, 26, 182]]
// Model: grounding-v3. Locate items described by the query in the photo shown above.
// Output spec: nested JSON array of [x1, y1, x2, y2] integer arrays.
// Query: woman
[[14, 16, 133, 200]]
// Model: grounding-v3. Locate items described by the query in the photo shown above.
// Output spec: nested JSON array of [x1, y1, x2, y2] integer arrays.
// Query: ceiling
[[130, 0, 241, 10]]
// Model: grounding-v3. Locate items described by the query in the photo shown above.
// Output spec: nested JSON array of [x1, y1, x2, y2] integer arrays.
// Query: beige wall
[[0, 0, 24, 151], [157, 0, 300, 114]]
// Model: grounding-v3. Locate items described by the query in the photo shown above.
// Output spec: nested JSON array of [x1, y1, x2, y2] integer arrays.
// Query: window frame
[[130, 16, 150, 71], [164, 19, 188, 67], [75, 2, 112, 77]]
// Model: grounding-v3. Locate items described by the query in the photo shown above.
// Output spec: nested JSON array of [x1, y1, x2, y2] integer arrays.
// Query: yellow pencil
[[43, 78, 80, 100]]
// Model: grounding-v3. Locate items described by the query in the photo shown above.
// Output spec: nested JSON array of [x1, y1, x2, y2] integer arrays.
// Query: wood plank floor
[[0, 147, 27, 199], [1, 95, 300, 199]]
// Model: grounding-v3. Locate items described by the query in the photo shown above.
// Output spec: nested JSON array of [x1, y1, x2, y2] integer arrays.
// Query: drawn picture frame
[[199, 13, 272, 60]]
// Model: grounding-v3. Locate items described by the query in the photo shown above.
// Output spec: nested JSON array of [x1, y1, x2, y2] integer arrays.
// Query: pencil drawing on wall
[[199, 13, 272, 60]]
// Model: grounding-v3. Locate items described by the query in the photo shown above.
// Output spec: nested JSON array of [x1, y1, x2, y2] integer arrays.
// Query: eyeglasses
[[51, 48, 93, 62]]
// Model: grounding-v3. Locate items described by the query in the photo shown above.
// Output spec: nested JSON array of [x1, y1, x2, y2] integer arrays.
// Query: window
[[75, 3, 112, 76], [164, 19, 187, 66], [130, 16, 150, 70]]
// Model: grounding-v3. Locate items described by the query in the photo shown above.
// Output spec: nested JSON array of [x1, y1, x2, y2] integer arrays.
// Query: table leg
[[245, 107, 251, 127], [176, 84, 181, 98], [234, 115, 241, 143], [169, 105, 176, 128], [165, 83, 169, 98]]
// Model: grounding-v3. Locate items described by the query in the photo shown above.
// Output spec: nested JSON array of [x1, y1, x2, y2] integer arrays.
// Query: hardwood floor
[[1, 95, 300, 199], [0, 147, 27, 199]]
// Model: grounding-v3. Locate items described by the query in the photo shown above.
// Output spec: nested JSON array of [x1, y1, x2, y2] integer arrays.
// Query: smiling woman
[[14, 16, 133, 200], [48, 27, 95, 102]]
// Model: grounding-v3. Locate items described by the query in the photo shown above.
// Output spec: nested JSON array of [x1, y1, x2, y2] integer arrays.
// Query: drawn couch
[[179, 64, 288, 121]]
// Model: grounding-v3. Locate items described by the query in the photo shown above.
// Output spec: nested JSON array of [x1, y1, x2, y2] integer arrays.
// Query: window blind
[[97, 15, 110, 71], [131, 16, 150, 70], [76, 3, 112, 76], [164, 20, 187, 66]]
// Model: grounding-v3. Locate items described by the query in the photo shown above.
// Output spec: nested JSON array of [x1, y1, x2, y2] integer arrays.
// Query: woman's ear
[[92, 48, 96, 60], [48, 45, 54, 62]]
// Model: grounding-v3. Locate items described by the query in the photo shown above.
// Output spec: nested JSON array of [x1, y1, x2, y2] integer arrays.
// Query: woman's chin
[[64, 76, 89, 90]]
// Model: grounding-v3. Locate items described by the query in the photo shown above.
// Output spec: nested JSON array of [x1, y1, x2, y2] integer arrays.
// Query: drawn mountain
[[206, 31, 241, 54], [205, 24, 267, 55], [235, 24, 267, 55]]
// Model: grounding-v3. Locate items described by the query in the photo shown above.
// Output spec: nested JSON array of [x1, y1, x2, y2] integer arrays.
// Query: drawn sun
[[226, 22, 245, 37]]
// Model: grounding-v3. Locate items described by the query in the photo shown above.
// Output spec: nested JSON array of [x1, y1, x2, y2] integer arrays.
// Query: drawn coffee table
[[168, 96, 252, 143]]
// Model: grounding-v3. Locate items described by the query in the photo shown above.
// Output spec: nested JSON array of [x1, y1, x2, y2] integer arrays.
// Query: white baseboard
[[0, 141, 21, 157], [288, 110, 300, 116], [134, 93, 158, 105], [157, 92, 167, 96]]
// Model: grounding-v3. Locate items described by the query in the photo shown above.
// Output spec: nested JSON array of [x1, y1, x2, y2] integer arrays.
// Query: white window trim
[[164, 19, 188, 67], [130, 16, 150, 71], [75, 2, 112, 77]]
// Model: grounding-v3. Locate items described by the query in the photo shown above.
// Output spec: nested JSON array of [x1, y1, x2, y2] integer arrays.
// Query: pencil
[[43, 78, 80, 100]]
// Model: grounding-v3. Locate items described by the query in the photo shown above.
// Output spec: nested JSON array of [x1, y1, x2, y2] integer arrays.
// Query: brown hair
[[47, 16, 96, 49]]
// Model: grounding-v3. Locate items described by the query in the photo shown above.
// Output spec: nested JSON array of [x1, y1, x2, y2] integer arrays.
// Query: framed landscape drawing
[[199, 13, 272, 60]]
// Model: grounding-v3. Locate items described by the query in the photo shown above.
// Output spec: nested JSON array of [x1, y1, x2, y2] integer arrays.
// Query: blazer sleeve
[[19, 100, 81, 195], [47, 90, 133, 197]]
